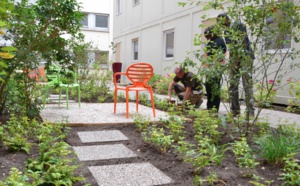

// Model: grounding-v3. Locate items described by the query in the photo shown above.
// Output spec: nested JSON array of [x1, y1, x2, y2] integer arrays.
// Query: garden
[[0, 0, 300, 185]]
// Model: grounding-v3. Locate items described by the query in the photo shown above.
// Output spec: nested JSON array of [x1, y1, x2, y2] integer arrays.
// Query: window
[[95, 14, 108, 29], [116, 0, 121, 15], [80, 13, 109, 30], [133, 0, 140, 6], [132, 39, 139, 61], [87, 51, 109, 68], [264, 5, 291, 50], [164, 30, 174, 58], [80, 14, 88, 27]]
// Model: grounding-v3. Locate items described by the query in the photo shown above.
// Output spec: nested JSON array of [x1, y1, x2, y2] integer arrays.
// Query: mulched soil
[[0, 101, 298, 185], [0, 118, 285, 186]]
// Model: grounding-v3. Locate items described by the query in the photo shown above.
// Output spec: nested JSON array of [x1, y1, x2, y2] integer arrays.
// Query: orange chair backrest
[[126, 63, 153, 87]]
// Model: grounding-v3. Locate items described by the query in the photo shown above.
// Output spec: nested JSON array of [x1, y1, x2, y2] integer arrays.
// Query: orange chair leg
[[149, 90, 156, 117], [126, 90, 129, 118], [114, 89, 117, 113], [136, 91, 139, 112]]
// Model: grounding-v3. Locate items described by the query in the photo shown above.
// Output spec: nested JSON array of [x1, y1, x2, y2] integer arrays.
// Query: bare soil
[[0, 117, 286, 186], [0, 101, 298, 185]]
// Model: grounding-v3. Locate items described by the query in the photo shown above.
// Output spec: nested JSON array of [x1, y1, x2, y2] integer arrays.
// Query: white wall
[[79, 0, 113, 63], [113, 0, 300, 104]]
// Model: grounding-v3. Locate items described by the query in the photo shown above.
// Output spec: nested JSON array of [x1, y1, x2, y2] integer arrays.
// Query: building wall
[[113, 0, 299, 105], [78, 0, 113, 65]]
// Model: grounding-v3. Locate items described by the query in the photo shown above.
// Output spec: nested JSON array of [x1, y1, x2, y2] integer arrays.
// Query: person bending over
[[168, 66, 203, 108]]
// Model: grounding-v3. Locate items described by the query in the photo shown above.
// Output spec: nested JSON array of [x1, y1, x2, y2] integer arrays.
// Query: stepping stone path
[[72, 130, 173, 186]]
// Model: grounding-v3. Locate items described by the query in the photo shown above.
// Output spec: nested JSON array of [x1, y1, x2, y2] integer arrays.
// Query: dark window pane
[[166, 32, 174, 58], [96, 15, 108, 28], [81, 14, 88, 27]]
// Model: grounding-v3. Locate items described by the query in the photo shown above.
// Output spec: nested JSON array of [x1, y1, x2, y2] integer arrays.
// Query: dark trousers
[[205, 78, 221, 112], [174, 83, 185, 100], [229, 66, 255, 115]]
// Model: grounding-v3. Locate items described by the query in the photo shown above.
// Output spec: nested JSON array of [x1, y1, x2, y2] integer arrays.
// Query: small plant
[[249, 174, 274, 186], [254, 80, 277, 108], [133, 113, 150, 132], [2, 115, 33, 154], [232, 137, 259, 177], [161, 115, 185, 142], [286, 78, 300, 113], [194, 171, 228, 186], [142, 125, 174, 153], [279, 153, 300, 185], [184, 136, 227, 174], [172, 138, 194, 160], [138, 93, 151, 107], [192, 109, 222, 143], [0, 168, 29, 185]]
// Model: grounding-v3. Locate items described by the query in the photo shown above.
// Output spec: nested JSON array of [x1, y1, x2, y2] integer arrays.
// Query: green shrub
[[280, 153, 300, 185], [148, 74, 162, 89], [133, 113, 150, 132], [154, 73, 176, 95], [255, 125, 300, 165]]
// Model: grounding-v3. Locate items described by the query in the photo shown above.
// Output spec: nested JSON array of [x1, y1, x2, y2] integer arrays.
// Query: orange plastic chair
[[113, 62, 156, 118]]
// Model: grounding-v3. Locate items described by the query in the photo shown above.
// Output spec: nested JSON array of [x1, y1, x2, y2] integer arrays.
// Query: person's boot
[[178, 94, 183, 101], [194, 99, 203, 108]]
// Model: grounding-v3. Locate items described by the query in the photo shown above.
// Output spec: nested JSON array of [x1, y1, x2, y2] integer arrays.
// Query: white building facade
[[113, 0, 300, 105], [78, 0, 114, 69]]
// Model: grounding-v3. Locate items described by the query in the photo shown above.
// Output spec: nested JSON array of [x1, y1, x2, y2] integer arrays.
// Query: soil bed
[[0, 103, 297, 185]]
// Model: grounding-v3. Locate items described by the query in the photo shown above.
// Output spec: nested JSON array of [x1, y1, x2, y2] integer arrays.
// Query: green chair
[[42, 66, 61, 108], [58, 71, 81, 110]]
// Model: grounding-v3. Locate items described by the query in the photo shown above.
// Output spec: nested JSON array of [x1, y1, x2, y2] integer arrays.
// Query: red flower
[[268, 80, 274, 84]]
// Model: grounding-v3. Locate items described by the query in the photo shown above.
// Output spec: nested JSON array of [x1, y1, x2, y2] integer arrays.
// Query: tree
[[179, 0, 300, 135], [0, 0, 84, 117]]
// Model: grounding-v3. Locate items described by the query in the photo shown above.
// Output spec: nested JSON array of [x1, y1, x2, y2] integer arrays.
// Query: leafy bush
[[254, 80, 277, 108], [77, 70, 113, 102], [154, 73, 176, 95], [286, 79, 300, 113], [280, 153, 300, 185], [148, 74, 162, 89]]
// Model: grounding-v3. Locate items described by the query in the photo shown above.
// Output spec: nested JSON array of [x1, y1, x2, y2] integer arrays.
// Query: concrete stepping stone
[[77, 130, 128, 143], [72, 144, 137, 161], [89, 162, 173, 186]]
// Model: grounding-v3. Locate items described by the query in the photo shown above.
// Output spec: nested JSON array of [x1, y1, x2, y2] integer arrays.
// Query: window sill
[[81, 28, 109, 32], [163, 57, 174, 61]]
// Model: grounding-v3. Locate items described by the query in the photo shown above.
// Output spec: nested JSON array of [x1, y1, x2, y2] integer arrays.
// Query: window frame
[[95, 14, 109, 30], [163, 29, 175, 60], [80, 13, 88, 28], [133, 0, 140, 6], [132, 39, 139, 61], [263, 2, 292, 52], [264, 14, 291, 52], [116, 0, 121, 15], [87, 50, 109, 69]]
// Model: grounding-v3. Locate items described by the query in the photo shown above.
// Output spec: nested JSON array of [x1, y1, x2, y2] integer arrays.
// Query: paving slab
[[72, 144, 137, 161], [89, 162, 173, 186], [40, 102, 168, 126], [77, 130, 128, 143]]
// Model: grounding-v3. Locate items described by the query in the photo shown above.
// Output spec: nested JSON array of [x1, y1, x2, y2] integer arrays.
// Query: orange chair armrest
[[113, 72, 127, 84]]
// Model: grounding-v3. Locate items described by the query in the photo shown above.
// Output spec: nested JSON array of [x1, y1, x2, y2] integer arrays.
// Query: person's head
[[217, 13, 230, 27], [204, 26, 216, 40], [174, 66, 185, 78]]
